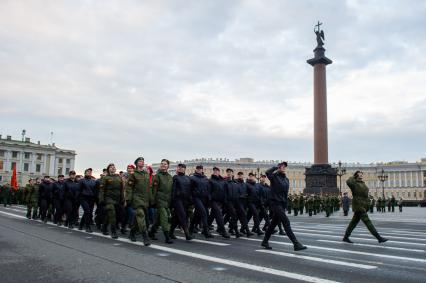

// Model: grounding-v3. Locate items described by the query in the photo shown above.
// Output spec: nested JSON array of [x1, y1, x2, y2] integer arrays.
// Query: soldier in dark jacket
[[64, 171, 80, 229], [189, 165, 213, 238], [53, 175, 65, 225], [343, 171, 388, 244], [261, 162, 306, 251], [208, 167, 230, 238], [39, 176, 54, 223], [99, 163, 124, 239], [235, 172, 253, 237], [170, 163, 193, 241], [342, 192, 350, 216], [246, 173, 263, 235], [79, 168, 97, 232], [224, 169, 242, 238], [257, 175, 271, 231]]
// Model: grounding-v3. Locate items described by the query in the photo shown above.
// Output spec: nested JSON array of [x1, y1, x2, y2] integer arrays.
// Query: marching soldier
[[53, 175, 65, 225], [79, 168, 97, 233], [208, 167, 230, 238], [127, 157, 152, 245], [306, 195, 314, 216], [170, 163, 193, 241], [64, 171, 80, 229], [261, 162, 306, 251], [343, 171, 388, 244], [390, 195, 396, 212], [99, 163, 124, 239], [149, 159, 174, 244], [287, 194, 293, 214], [39, 176, 54, 223], [246, 172, 263, 235], [29, 178, 41, 219], [24, 179, 34, 219], [342, 192, 350, 216]]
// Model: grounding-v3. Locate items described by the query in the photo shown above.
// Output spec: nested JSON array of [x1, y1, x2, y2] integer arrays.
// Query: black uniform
[[208, 175, 229, 237], [52, 180, 65, 224], [189, 173, 212, 237], [39, 180, 54, 222], [246, 179, 262, 234], [170, 172, 192, 238], [262, 166, 306, 251], [64, 178, 80, 228], [79, 176, 97, 231]]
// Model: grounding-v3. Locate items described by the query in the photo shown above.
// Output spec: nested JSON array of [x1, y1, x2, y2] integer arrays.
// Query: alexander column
[[304, 22, 338, 195]]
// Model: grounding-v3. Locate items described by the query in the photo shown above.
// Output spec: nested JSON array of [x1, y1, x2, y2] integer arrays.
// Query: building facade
[[153, 157, 426, 202], [0, 134, 76, 186]]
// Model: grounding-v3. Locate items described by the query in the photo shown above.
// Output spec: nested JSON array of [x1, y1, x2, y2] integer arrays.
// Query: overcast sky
[[1, 0, 425, 173]]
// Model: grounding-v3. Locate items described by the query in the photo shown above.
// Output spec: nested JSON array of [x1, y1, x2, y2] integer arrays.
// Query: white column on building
[[49, 154, 55, 176], [404, 172, 407, 187], [415, 172, 419, 187], [410, 171, 413, 187], [393, 172, 396, 188], [30, 152, 36, 173], [19, 149, 23, 172], [398, 172, 402, 187], [4, 150, 11, 172]]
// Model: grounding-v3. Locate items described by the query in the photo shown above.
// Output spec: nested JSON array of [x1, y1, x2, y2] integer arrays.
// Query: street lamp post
[[377, 169, 388, 199], [336, 161, 346, 196]]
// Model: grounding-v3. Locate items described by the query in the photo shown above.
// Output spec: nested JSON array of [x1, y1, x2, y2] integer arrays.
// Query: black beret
[[213, 166, 220, 171], [196, 165, 203, 169], [178, 163, 186, 168], [134, 157, 145, 165]]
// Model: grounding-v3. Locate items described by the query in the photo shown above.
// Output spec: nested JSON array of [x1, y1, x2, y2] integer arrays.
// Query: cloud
[[1, 0, 425, 173]]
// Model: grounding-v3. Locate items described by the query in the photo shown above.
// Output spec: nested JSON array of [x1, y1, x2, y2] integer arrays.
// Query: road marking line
[[279, 232, 426, 246], [255, 250, 377, 269], [357, 233, 426, 241], [0, 210, 340, 283], [316, 240, 425, 253], [174, 236, 230, 246], [0, 211, 27, 219]]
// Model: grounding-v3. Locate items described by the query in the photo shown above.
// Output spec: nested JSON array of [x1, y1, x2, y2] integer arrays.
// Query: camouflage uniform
[[126, 169, 151, 244], [99, 173, 123, 238]]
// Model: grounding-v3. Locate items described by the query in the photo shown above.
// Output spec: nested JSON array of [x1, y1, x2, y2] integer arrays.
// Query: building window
[[0, 150, 4, 157], [407, 192, 411, 198], [0, 160, 3, 170], [37, 153, 42, 160], [66, 159, 71, 165], [24, 163, 29, 172], [58, 158, 63, 164], [24, 152, 31, 159], [36, 164, 41, 172], [11, 162, 17, 170], [12, 151, 19, 158], [57, 167, 62, 175], [414, 191, 417, 198], [65, 168, 70, 175]]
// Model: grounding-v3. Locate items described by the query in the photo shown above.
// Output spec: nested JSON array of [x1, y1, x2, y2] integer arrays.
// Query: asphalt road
[[1, 205, 425, 283]]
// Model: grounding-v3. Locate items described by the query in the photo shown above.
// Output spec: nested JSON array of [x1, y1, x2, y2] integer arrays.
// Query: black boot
[[111, 225, 118, 239], [377, 236, 389, 243], [164, 231, 173, 244], [142, 231, 151, 246], [129, 228, 137, 242], [169, 232, 177, 240], [221, 230, 231, 239], [102, 224, 109, 235], [202, 228, 214, 238], [78, 220, 84, 230], [343, 235, 353, 243], [148, 229, 158, 240], [294, 242, 307, 251], [184, 228, 193, 241], [86, 225, 93, 233], [261, 240, 272, 250]]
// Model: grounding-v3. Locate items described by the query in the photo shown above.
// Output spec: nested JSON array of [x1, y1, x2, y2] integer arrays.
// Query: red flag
[[11, 164, 18, 190]]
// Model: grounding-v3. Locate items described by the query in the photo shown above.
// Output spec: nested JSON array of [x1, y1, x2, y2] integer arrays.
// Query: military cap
[[69, 170, 76, 175], [237, 171, 244, 175], [248, 172, 255, 177], [213, 166, 220, 171], [278, 161, 288, 167], [58, 174, 64, 178], [177, 163, 187, 168], [134, 157, 145, 165], [196, 165, 203, 169], [226, 168, 234, 173]]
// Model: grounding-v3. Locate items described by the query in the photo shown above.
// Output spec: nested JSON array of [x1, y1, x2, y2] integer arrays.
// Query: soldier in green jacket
[[306, 195, 314, 216], [343, 171, 388, 244], [99, 163, 124, 239], [369, 196, 375, 213], [149, 159, 174, 244], [25, 179, 34, 218], [299, 194, 305, 215], [287, 194, 293, 214], [126, 157, 151, 245], [293, 195, 299, 216], [2, 183, 12, 207], [313, 194, 320, 215], [376, 197, 382, 212], [324, 195, 331, 217], [29, 178, 41, 219]]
